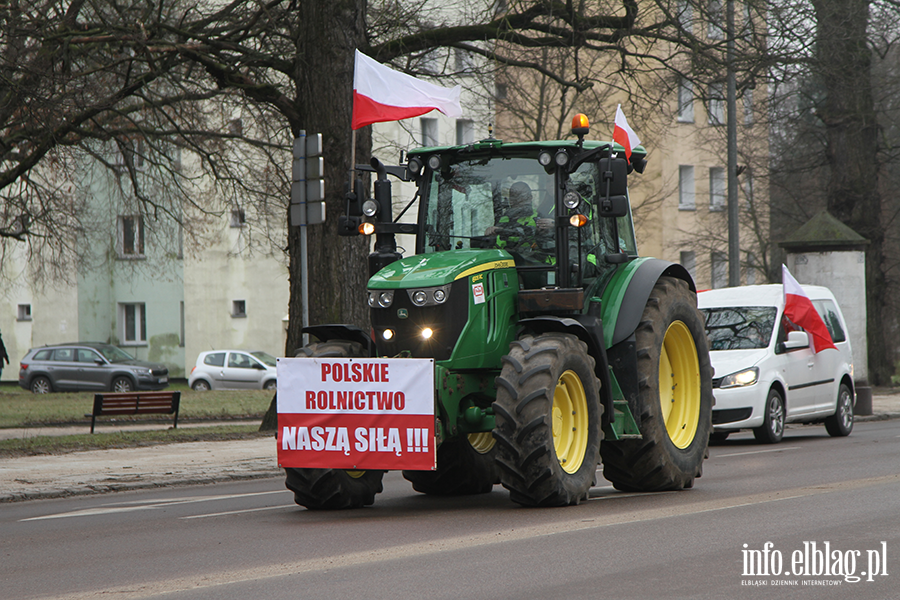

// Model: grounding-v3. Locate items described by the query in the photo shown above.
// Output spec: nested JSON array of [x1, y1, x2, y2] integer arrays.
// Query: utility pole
[[726, 0, 740, 287]]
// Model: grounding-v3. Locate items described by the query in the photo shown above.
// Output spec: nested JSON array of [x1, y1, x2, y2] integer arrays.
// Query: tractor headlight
[[369, 291, 394, 308], [362, 200, 379, 217], [564, 191, 581, 209], [554, 150, 569, 166], [427, 155, 442, 170], [382, 329, 394, 340], [406, 284, 451, 307], [421, 327, 434, 340], [719, 367, 759, 389], [538, 151, 553, 167]]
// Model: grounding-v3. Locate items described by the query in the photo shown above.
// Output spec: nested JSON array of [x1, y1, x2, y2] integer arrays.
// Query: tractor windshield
[[419, 153, 637, 287], [421, 157, 555, 254]]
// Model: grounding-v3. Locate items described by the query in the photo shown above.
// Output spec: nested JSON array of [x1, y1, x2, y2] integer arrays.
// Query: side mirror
[[598, 195, 629, 218], [783, 330, 810, 350], [599, 157, 628, 197]]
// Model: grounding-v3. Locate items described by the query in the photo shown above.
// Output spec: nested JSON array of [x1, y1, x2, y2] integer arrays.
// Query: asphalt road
[[2, 419, 898, 600]]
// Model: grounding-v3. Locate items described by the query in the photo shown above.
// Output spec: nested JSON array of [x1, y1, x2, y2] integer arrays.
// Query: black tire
[[263, 379, 278, 392], [285, 468, 385, 510], [402, 433, 499, 495], [284, 339, 385, 509], [112, 377, 134, 393], [824, 382, 854, 437], [753, 388, 785, 444], [492, 333, 603, 507], [30, 376, 52, 394], [192, 379, 211, 391], [600, 276, 713, 492]]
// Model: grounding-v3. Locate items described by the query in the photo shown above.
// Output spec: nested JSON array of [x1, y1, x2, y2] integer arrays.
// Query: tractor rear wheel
[[492, 333, 603, 506], [600, 276, 713, 492], [284, 340, 385, 510], [402, 433, 498, 495]]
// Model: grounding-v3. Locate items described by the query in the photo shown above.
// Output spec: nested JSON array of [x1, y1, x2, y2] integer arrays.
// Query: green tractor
[[285, 114, 713, 509]]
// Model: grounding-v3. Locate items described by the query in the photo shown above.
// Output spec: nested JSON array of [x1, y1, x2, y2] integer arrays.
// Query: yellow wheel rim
[[345, 471, 365, 478], [658, 321, 701, 449], [468, 432, 495, 454], [552, 370, 589, 474]]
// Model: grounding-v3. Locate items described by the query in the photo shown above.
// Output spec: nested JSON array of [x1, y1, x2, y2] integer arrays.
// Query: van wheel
[[31, 376, 52, 394], [824, 383, 854, 437], [753, 388, 784, 443]]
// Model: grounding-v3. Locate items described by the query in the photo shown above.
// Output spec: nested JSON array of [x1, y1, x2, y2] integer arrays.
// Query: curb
[[0, 469, 283, 504]]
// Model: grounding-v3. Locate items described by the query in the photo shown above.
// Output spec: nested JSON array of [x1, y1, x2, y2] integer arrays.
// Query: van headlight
[[719, 367, 759, 389]]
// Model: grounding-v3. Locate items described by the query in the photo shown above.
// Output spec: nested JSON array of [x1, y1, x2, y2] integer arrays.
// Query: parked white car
[[698, 285, 854, 443], [188, 350, 278, 391]]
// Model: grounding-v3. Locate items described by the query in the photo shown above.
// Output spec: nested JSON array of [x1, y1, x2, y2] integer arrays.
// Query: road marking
[[19, 490, 285, 522], [181, 504, 295, 519], [38, 472, 900, 600], [714, 446, 800, 458]]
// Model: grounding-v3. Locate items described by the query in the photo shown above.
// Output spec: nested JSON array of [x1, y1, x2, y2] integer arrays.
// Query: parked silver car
[[188, 350, 278, 391], [18, 342, 169, 394]]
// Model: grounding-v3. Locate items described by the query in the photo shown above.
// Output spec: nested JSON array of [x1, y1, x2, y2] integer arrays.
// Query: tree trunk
[[285, 0, 372, 356], [813, 0, 891, 384]]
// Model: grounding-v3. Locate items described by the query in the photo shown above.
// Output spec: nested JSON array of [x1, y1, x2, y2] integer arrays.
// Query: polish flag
[[352, 50, 462, 130], [613, 104, 641, 159], [782, 265, 836, 353]]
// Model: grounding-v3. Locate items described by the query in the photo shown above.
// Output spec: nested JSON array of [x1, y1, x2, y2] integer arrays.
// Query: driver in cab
[[485, 182, 554, 256]]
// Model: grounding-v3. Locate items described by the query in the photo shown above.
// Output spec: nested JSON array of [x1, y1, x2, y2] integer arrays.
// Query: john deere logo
[[397, 308, 408, 319]]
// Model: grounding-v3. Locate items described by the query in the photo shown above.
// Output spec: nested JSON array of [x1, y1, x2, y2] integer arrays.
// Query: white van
[[698, 285, 854, 443]]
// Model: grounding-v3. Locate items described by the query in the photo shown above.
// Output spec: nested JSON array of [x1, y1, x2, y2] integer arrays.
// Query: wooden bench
[[89, 391, 181, 433]]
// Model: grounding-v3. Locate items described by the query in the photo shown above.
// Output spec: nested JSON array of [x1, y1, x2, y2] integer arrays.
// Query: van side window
[[812, 300, 846, 343]]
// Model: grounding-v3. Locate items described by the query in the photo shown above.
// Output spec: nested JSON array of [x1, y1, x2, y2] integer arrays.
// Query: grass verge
[[0, 425, 272, 459]]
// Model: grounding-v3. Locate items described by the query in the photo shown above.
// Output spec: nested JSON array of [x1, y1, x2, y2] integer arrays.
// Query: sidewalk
[[2, 391, 899, 503]]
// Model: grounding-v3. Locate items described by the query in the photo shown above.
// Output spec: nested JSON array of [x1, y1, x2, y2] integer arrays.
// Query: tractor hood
[[368, 249, 514, 288]]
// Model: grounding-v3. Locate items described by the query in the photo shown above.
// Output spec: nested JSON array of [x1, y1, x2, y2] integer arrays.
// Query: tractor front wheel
[[492, 333, 603, 506], [601, 276, 713, 492], [284, 340, 385, 510]]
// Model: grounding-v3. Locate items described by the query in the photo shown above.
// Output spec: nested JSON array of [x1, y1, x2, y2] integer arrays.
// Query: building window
[[677, 77, 694, 123], [707, 0, 724, 39], [680, 251, 696, 281], [454, 48, 474, 72], [495, 83, 508, 100], [677, 0, 693, 33], [743, 89, 754, 124], [456, 119, 474, 145], [679, 165, 695, 210], [709, 167, 725, 211], [421, 118, 439, 147], [743, 171, 754, 207], [708, 83, 725, 125], [232, 300, 246, 318], [120, 303, 147, 344], [746, 254, 758, 285], [179, 301, 185, 347], [711, 252, 728, 289], [117, 215, 145, 258], [17, 304, 31, 321], [230, 208, 245, 228]]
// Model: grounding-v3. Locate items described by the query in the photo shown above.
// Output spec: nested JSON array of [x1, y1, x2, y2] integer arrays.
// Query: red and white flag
[[352, 50, 462, 130], [782, 265, 836, 353], [613, 104, 641, 159]]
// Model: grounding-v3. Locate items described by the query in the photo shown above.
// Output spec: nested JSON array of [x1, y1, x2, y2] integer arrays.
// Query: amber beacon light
[[571, 113, 590, 136]]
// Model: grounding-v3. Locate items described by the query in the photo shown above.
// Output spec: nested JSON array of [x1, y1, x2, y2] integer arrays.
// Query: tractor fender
[[516, 315, 615, 426], [300, 324, 376, 356], [607, 259, 695, 347]]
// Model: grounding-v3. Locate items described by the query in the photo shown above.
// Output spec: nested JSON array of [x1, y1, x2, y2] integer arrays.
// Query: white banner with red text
[[276, 357, 436, 470]]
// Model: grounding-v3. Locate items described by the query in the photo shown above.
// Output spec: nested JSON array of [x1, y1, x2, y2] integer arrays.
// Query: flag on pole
[[613, 104, 641, 160], [352, 50, 462, 130], [782, 265, 836, 353]]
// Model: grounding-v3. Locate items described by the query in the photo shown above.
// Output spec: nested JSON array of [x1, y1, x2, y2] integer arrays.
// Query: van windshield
[[701, 306, 777, 350]]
